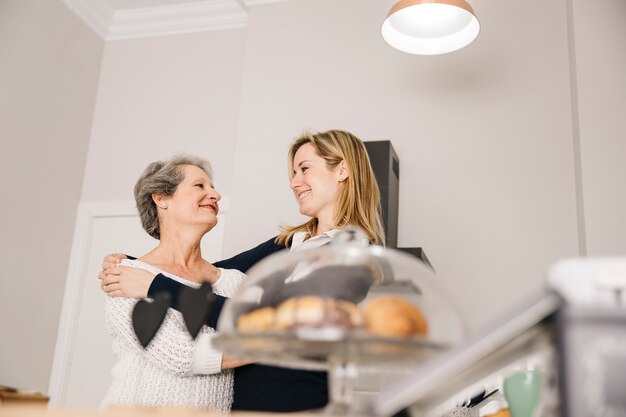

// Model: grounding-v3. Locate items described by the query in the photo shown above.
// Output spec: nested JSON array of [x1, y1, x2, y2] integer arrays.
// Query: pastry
[[237, 306, 276, 333], [274, 296, 363, 330], [364, 296, 428, 338]]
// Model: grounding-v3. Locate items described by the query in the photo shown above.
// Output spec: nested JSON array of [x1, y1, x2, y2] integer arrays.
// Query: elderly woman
[[101, 155, 246, 413]]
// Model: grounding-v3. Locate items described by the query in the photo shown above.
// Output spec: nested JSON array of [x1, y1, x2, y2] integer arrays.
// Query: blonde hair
[[276, 130, 385, 246]]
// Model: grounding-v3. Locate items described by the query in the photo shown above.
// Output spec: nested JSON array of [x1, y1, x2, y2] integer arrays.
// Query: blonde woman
[[99, 130, 384, 412]]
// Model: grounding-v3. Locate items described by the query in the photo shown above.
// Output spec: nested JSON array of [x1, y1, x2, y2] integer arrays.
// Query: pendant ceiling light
[[382, 0, 480, 55]]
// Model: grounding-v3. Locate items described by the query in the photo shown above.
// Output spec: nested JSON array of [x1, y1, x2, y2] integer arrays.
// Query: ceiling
[[61, 0, 292, 41]]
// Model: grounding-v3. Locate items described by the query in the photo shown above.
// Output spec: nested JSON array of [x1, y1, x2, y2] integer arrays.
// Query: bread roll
[[237, 306, 276, 333], [275, 296, 363, 330], [364, 296, 428, 338], [237, 296, 364, 334]]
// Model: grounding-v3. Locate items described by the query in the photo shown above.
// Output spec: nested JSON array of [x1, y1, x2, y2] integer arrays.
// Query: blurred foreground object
[[215, 227, 466, 414], [550, 257, 626, 417], [373, 257, 626, 417], [0, 384, 48, 406], [0, 405, 222, 416]]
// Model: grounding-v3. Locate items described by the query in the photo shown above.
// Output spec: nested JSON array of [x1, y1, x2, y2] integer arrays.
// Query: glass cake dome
[[213, 228, 467, 370]]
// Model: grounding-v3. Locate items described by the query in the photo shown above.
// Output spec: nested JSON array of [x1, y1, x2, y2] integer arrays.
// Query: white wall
[[0, 0, 104, 393], [80, 29, 247, 201], [571, 0, 626, 256]]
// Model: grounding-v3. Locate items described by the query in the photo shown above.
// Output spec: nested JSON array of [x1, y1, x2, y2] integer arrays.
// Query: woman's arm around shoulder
[[213, 236, 286, 273]]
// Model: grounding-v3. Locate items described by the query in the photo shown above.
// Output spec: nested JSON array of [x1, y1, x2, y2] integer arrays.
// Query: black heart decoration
[[178, 283, 216, 339], [132, 292, 171, 348]]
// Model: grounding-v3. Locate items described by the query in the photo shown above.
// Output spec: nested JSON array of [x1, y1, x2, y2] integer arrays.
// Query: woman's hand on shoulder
[[102, 253, 127, 270], [99, 265, 155, 298]]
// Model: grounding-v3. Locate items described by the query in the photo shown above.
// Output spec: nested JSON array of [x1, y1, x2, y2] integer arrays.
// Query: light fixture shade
[[382, 0, 480, 55]]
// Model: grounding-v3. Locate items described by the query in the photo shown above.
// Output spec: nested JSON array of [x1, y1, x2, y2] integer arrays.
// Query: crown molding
[[62, 0, 250, 41], [110, 1, 249, 40], [62, 0, 114, 39]]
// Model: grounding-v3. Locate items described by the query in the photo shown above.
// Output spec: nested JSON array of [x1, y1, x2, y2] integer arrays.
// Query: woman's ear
[[153, 194, 169, 209], [337, 160, 349, 182]]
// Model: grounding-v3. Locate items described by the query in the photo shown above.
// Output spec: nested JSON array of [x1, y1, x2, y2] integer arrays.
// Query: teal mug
[[502, 370, 544, 417]]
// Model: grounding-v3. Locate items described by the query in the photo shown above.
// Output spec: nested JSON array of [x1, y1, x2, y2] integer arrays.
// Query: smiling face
[[290, 143, 347, 229], [160, 164, 221, 232]]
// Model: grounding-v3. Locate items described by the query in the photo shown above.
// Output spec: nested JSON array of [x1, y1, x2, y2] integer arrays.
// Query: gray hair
[[134, 154, 212, 239]]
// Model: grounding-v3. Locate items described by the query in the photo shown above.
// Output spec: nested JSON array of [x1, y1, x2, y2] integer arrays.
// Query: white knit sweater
[[101, 260, 245, 413]]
